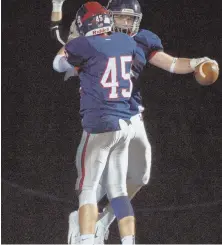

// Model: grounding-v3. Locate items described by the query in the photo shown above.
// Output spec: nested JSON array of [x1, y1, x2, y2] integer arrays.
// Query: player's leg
[[94, 113, 151, 243], [68, 131, 87, 245], [126, 113, 152, 192], [68, 182, 109, 244], [97, 160, 144, 230], [75, 131, 111, 244], [68, 132, 107, 244], [105, 120, 136, 244], [68, 180, 137, 244], [68, 116, 148, 244], [76, 123, 133, 244]]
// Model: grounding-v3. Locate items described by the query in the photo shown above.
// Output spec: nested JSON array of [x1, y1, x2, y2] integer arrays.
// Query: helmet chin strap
[[114, 23, 138, 36], [114, 26, 131, 35]]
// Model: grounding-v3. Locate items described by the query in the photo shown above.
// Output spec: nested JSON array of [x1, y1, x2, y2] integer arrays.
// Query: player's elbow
[[53, 56, 62, 72], [53, 54, 73, 73]]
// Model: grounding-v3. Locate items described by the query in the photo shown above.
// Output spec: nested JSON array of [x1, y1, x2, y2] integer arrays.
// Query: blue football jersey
[[65, 32, 137, 133], [130, 29, 163, 115]]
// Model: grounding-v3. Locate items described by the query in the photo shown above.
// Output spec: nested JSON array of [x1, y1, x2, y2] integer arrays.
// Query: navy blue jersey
[[129, 29, 163, 115], [65, 32, 137, 133]]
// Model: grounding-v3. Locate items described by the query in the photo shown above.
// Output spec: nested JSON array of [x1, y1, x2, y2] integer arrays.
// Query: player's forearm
[[53, 55, 73, 72], [173, 58, 193, 74], [51, 11, 62, 22], [50, 0, 66, 45], [149, 52, 193, 74], [53, 47, 73, 72], [50, 20, 66, 45], [149, 51, 216, 75]]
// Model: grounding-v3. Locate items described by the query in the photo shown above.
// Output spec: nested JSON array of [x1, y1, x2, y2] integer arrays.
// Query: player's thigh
[[105, 126, 132, 199], [75, 131, 117, 191], [127, 114, 152, 185]]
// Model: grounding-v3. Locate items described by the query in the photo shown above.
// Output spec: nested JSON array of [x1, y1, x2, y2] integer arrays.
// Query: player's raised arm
[[50, 0, 81, 44], [50, 0, 67, 45], [50, 0, 82, 79]]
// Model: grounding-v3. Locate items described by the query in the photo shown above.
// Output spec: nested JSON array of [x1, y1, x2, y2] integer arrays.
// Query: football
[[194, 61, 219, 86]]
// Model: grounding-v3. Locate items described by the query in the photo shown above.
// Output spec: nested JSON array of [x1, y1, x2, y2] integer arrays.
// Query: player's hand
[[52, 0, 66, 15], [67, 19, 80, 41], [190, 57, 218, 70], [52, 0, 66, 5]]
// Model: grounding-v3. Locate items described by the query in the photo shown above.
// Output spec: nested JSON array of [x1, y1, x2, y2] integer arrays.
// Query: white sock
[[121, 235, 135, 244], [99, 206, 115, 228], [80, 234, 94, 244]]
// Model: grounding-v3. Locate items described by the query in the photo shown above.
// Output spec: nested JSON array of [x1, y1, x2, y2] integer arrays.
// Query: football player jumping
[[50, 0, 218, 244], [53, 2, 140, 244]]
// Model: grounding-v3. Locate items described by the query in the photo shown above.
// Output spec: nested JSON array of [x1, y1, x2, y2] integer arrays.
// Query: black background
[[2, 0, 222, 243]]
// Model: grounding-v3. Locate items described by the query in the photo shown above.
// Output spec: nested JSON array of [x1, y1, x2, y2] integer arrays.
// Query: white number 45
[[100, 56, 133, 99], [96, 15, 104, 22]]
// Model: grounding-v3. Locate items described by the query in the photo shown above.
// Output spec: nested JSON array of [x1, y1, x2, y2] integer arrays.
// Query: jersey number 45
[[100, 56, 133, 99]]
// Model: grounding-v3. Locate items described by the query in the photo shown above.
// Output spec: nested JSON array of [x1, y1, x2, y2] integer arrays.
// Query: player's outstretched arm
[[50, 0, 79, 80], [149, 51, 218, 74]]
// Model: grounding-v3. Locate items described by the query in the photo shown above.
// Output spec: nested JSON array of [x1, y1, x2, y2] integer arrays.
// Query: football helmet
[[107, 0, 142, 36], [75, 2, 113, 37]]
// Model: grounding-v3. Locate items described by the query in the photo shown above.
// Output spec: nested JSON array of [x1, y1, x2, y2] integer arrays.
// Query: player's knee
[[79, 189, 97, 207], [106, 184, 127, 199], [110, 196, 134, 220]]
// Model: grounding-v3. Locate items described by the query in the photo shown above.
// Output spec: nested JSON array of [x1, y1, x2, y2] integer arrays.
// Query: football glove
[[52, 0, 66, 12], [190, 57, 218, 70]]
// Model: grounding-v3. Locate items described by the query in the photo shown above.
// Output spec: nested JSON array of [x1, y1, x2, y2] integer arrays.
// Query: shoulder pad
[[134, 29, 163, 52]]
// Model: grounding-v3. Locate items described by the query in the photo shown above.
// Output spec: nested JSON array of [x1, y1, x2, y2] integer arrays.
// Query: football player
[[53, 2, 139, 244], [50, 0, 218, 244]]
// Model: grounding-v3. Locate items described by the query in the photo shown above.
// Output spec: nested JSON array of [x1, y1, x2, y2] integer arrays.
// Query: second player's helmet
[[75, 2, 113, 37], [107, 0, 142, 36]]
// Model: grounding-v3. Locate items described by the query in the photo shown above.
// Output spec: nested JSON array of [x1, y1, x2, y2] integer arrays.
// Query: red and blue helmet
[[76, 2, 113, 37]]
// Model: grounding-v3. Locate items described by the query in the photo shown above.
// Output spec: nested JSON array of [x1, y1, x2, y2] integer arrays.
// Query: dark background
[[2, 0, 222, 243]]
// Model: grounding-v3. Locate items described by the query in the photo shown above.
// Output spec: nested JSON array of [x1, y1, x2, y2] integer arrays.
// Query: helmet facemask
[[110, 10, 142, 36]]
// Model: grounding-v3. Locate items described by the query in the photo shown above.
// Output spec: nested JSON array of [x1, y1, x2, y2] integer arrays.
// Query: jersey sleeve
[[134, 29, 163, 60], [64, 36, 90, 67]]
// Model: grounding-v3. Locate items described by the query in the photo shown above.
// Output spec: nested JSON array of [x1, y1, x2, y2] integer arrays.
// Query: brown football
[[194, 61, 219, 86]]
